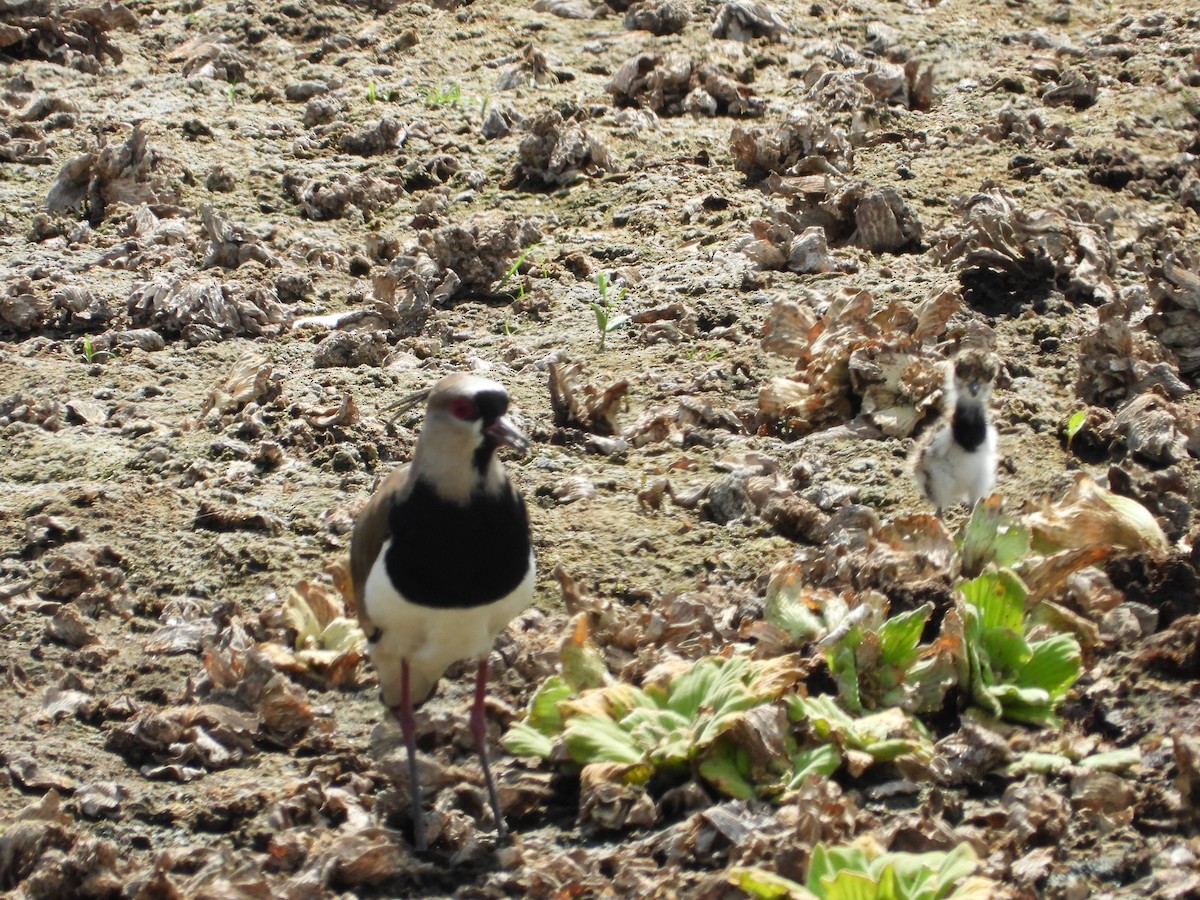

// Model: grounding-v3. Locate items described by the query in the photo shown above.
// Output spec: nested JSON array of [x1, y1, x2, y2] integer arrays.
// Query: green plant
[[284, 583, 364, 661], [786, 695, 934, 768], [80, 335, 113, 363], [225, 81, 238, 104], [1066, 409, 1086, 448], [503, 655, 809, 797], [731, 839, 993, 900], [956, 570, 1082, 727], [366, 81, 377, 104], [421, 82, 461, 107], [763, 581, 954, 715], [957, 496, 1029, 578], [591, 272, 630, 350], [497, 241, 544, 301]]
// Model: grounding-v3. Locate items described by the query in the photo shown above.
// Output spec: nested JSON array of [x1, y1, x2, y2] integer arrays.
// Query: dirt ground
[[2, 0, 1199, 896]]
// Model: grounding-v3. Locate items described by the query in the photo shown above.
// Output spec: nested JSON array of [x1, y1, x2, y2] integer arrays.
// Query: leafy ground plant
[[955, 569, 1082, 727], [1066, 409, 1086, 448], [503, 655, 812, 797], [786, 695, 934, 775], [731, 839, 995, 900], [764, 580, 955, 715]]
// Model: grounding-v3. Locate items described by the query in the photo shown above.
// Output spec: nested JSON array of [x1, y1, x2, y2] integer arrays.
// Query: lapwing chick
[[911, 349, 1000, 516], [350, 374, 534, 851]]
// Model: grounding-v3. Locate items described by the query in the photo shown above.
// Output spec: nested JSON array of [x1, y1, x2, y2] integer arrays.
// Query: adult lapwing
[[351, 373, 535, 850]]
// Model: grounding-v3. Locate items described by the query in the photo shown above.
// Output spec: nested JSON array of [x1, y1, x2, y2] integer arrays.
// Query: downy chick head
[[949, 349, 1000, 404]]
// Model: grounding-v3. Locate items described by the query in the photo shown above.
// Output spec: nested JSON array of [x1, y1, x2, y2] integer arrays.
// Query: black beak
[[484, 415, 530, 455]]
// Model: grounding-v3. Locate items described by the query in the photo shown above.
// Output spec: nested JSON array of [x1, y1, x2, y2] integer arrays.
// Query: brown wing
[[349, 463, 412, 635]]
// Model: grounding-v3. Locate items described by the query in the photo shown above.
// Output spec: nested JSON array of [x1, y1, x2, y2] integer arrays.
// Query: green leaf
[[887, 843, 979, 897], [803, 841, 983, 900], [604, 314, 631, 333], [819, 870, 880, 900], [877, 604, 932, 670], [790, 697, 932, 762], [829, 643, 863, 713], [1095, 490, 1169, 553], [1078, 748, 1141, 771], [728, 866, 814, 899], [934, 844, 983, 897], [805, 843, 841, 895], [1003, 751, 1072, 777], [527, 675, 574, 735], [980, 627, 1029, 673], [785, 744, 842, 790], [904, 652, 960, 715], [1019, 634, 1081, 699], [1066, 409, 1086, 446], [560, 630, 610, 692], [765, 581, 825, 643], [501, 722, 555, 759], [563, 714, 645, 765], [959, 570, 1026, 632], [591, 301, 609, 332], [959, 499, 1030, 576], [664, 656, 725, 716], [698, 741, 757, 799]]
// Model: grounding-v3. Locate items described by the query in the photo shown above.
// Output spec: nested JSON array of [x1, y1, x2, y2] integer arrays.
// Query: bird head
[[390, 374, 530, 501], [429, 373, 529, 455], [950, 349, 1000, 403]]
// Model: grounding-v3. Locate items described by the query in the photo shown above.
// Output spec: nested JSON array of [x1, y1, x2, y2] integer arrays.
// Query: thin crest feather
[[383, 387, 433, 426]]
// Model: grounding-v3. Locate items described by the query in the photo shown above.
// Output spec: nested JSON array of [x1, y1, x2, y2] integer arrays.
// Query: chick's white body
[[915, 417, 997, 509], [911, 349, 1002, 514], [364, 543, 535, 707]]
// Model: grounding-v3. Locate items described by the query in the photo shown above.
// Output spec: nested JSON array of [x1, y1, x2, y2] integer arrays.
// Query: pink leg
[[391, 660, 426, 851], [470, 657, 507, 840]]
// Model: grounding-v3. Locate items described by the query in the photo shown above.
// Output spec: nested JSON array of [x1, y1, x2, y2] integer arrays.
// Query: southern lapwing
[[350, 373, 535, 850], [911, 349, 1000, 516]]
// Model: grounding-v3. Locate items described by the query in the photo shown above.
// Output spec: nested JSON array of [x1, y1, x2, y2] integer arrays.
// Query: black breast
[[384, 477, 532, 609], [951, 402, 988, 452]]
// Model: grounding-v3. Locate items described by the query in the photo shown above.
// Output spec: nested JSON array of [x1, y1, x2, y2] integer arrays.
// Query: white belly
[[363, 540, 535, 707], [920, 424, 997, 509]]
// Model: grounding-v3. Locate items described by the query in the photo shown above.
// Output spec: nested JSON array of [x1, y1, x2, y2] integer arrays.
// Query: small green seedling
[[1066, 409, 1086, 448], [422, 82, 461, 107], [366, 81, 377, 104], [591, 272, 630, 351], [225, 81, 239, 104], [80, 336, 113, 364], [497, 242, 544, 301]]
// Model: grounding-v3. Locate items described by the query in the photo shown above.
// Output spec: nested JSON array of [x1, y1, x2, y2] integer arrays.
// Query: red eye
[[449, 397, 475, 420]]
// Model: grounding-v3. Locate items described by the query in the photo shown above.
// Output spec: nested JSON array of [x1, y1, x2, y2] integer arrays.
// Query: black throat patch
[[383, 476, 532, 609], [951, 402, 988, 452], [473, 436, 498, 476]]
